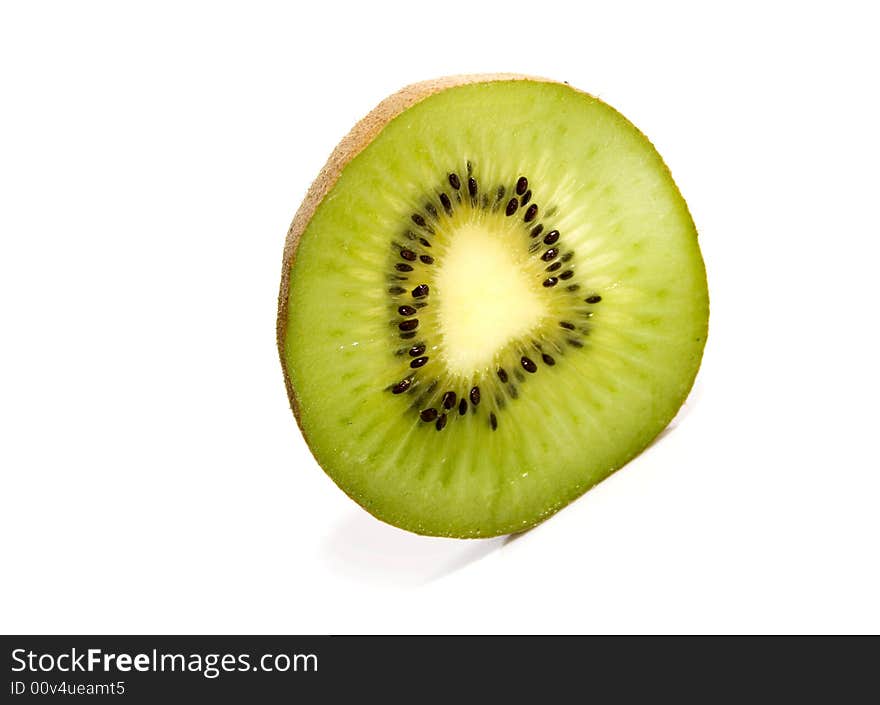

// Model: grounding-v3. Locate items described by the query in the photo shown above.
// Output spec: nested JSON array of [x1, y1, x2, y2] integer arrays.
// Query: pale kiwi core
[[434, 219, 548, 375]]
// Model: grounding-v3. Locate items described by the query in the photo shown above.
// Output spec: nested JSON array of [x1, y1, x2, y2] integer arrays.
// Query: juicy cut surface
[[280, 79, 708, 537]]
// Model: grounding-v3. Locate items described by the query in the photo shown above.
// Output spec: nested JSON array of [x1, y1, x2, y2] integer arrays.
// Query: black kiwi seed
[[398, 305, 416, 316], [396, 263, 413, 272], [399, 319, 419, 331], [410, 356, 428, 368], [566, 284, 580, 292], [561, 252, 573, 262], [425, 203, 438, 218], [490, 412, 498, 431], [399, 331, 417, 339], [470, 386, 481, 406], [542, 353, 556, 366], [420, 408, 438, 422], [547, 262, 562, 272], [435, 413, 447, 431], [542, 277, 558, 287], [400, 249, 416, 261], [468, 177, 478, 199], [559, 321, 575, 330], [524, 204, 538, 222], [409, 343, 426, 356], [497, 368, 508, 383], [412, 284, 429, 298], [541, 248, 559, 262], [442, 391, 456, 409], [521, 356, 538, 373], [516, 176, 528, 195], [439, 192, 452, 214], [543, 230, 560, 245], [586, 295, 602, 304], [520, 190, 532, 206], [466, 160, 473, 175], [495, 185, 506, 205], [411, 213, 426, 227], [420, 255, 434, 265], [389, 286, 406, 295], [560, 270, 574, 280], [392, 378, 412, 394], [448, 173, 461, 190], [568, 338, 584, 348], [458, 398, 467, 415], [505, 198, 518, 216], [530, 224, 544, 238], [419, 237, 432, 248]]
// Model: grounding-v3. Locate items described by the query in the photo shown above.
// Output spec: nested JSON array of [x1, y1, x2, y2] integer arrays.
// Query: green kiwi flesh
[[278, 76, 708, 538]]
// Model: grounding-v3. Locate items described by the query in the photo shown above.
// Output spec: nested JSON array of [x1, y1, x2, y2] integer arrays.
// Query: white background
[[2, 1, 878, 634]]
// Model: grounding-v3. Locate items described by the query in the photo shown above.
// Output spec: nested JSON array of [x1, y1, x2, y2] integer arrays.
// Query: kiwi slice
[[277, 75, 708, 538]]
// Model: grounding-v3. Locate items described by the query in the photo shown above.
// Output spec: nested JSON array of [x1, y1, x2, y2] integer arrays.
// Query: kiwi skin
[[276, 75, 708, 538]]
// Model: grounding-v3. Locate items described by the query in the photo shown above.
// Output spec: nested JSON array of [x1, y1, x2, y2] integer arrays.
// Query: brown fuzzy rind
[[276, 74, 558, 422]]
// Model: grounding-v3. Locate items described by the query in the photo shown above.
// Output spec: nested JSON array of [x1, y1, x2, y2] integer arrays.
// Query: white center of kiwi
[[434, 221, 549, 375]]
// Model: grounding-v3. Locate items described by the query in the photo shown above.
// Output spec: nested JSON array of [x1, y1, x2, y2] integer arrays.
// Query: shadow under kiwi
[[323, 509, 505, 587]]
